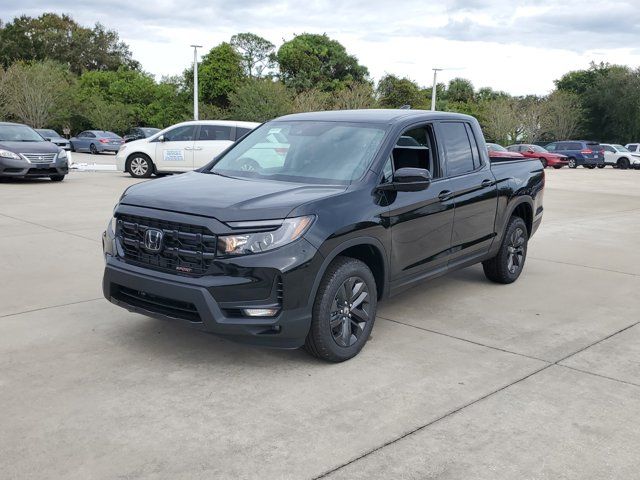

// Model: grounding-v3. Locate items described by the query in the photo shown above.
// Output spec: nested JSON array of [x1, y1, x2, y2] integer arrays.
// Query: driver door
[[154, 124, 196, 171]]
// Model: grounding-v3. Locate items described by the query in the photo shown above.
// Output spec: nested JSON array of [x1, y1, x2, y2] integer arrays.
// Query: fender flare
[[496, 196, 534, 246], [306, 236, 390, 309]]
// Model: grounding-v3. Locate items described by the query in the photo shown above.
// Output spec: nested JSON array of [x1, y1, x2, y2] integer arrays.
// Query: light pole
[[431, 68, 442, 111], [191, 45, 202, 120]]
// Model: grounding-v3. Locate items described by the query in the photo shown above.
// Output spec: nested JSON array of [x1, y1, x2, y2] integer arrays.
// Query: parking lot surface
[[1, 168, 639, 479]]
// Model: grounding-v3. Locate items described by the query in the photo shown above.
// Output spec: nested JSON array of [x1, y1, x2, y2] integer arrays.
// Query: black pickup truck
[[103, 110, 544, 362]]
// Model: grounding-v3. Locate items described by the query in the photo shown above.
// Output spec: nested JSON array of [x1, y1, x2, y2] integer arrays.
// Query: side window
[[464, 123, 482, 169], [164, 125, 196, 142], [629, 145, 638, 152], [236, 127, 253, 140], [86, 132, 96, 138], [440, 122, 475, 176], [602, 145, 614, 153], [391, 124, 438, 177], [546, 143, 556, 152], [198, 125, 232, 141], [569, 142, 582, 150]]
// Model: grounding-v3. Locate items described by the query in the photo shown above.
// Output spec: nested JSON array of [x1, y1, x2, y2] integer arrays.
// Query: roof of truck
[[275, 109, 474, 124]]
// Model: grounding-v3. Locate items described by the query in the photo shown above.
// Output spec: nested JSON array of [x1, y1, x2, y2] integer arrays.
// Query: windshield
[[37, 129, 60, 138], [0, 125, 46, 142], [613, 144, 630, 152], [101, 131, 121, 138], [141, 128, 160, 135], [487, 143, 507, 152], [530, 145, 547, 153], [207, 121, 387, 184]]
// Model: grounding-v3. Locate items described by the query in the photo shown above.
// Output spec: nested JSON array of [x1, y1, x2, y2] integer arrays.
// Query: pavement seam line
[[528, 256, 640, 278], [0, 297, 103, 319], [558, 364, 640, 389], [378, 315, 550, 364], [0, 211, 101, 244], [311, 363, 553, 480]]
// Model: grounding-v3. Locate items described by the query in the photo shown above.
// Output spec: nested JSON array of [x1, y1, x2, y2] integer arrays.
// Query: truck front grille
[[116, 214, 217, 275]]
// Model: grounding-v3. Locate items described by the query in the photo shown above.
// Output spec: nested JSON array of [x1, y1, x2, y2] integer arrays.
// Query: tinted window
[[236, 127, 253, 140], [441, 122, 475, 176], [198, 125, 232, 141], [464, 123, 481, 168], [568, 142, 582, 150], [393, 125, 438, 176], [603, 145, 615, 153], [628, 144, 638, 152], [546, 143, 556, 152], [86, 132, 96, 138], [164, 125, 196, 142]]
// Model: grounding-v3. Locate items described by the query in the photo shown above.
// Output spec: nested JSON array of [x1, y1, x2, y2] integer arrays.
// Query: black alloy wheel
[[506, 227, 526, 275], [90, 143, 98, 155], [482, 216, 529, 284], [329, 276, 371, 348], [617, 158, 630, 170]]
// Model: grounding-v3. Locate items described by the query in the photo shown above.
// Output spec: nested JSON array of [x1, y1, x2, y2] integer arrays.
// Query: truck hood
[[0, 141, 60, 154], [120, 171, 348, 222]]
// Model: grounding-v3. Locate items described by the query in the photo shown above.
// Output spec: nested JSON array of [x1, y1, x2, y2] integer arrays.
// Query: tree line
[[0, 13, 638, 144]]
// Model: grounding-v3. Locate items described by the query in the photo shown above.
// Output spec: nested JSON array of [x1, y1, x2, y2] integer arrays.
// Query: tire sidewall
[[498, 217, 528, 283], [127, 154, 153, 178]]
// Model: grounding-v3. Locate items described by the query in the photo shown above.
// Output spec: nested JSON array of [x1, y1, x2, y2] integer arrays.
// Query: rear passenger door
[[437, 121, 498, 264], [192, 124, 233, 168]]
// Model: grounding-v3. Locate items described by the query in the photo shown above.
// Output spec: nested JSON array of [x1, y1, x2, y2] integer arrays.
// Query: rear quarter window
[[440, 122, 476, 176]]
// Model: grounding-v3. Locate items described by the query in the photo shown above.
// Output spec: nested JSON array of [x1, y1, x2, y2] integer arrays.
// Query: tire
[[70, 142, 76, 152], [482, 216, 528, 284], [305, 257, 377, 362], [90, 143, 98, 155], [567, 157, 577, 169], [126, 154, 153, 178], [617, 157, 630, 170], [553, 165, 563, 169], [597, 164, 606, 168], [50, 175, 65, 182], [539, 158, 548, 168]]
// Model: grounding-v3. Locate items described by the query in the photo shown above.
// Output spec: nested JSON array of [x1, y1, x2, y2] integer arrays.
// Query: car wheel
[[586, 165, 595, 169], [70, 142, 76, 152], [553, 165, 563, 169], [482, 216, 528, 284], [568, 157, 577, 168], [539, 158, 548, 168], [90, 143, 98, 155], [237, 158, 261, 172], [305, 256, 377, 362], [49, 175, 65, 182], [127, 154, 153, 178], [597, 164, 606, 168], [617, 157, 630, 170]]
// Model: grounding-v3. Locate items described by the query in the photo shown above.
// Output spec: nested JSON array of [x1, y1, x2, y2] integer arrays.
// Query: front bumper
[[0, 156, 69, 178], [102, 225, 323, 348]]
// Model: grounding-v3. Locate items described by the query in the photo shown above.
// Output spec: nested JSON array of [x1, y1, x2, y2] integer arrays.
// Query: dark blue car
[[544, 140, 604, 169]]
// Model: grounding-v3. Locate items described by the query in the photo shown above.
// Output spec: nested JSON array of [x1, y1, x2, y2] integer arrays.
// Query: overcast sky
[[4, 0, 640, 95]]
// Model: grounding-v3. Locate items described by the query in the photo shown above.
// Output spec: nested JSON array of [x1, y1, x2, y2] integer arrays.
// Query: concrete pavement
[[1, 168, 639, 479]]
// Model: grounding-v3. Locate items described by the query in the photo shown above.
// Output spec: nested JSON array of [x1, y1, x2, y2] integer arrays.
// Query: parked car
[[103, 110, 544, 362], [35, 128, 71, 150], [507, 144, 568, 168], [0, 122, 68, 181], [486, 143, 524, 159], [123, 127, 161, 143], [601, 144, 640, 169], [544, 140, 604, 168], [116, 120, 259, 178], [70, 130, 123, 154]]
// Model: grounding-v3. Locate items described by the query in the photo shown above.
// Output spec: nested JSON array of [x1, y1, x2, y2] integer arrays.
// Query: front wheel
[[617, 158, 630, 170], [482, 216, 528, 284], [553, 165, 563, 169], [539, 158, 548, 168], [127, 154, 153, 178], [50, 175, 65, 182], [305, 257, 377, 362], [568, 157, 577, 168]]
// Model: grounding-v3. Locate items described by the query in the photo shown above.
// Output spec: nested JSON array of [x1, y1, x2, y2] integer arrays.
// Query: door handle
[[438, 190, 454, 202], [184, 146, 193, 150], [193, 147, 203, 151], [481, 179, 495, 187]]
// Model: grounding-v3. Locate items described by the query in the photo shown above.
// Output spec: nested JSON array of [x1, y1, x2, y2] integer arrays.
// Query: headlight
[[217, 215, 314, 256], [0, 149, 22, 160], [57, 149, 67, 160]]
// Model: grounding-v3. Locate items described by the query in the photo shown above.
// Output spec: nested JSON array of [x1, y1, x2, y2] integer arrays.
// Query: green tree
[[0, 13, 138, 73], [276, 33, 369, 92], [228, 79, 292, 122], [479, 96, 521, 145], [292, 88, 331, 112], [376, 74, 424, 108], [192, 43, 245, 108], [230, 33, 275, 78], [0, 60, 72, 128], [447, 78, 474, 103], [332, 82, 375, 109], [541, 90, 583, 141]]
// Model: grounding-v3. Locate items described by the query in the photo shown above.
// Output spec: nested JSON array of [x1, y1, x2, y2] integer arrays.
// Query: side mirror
[[157, 134, 165, 142], [45, 138, 52, 142], [378, 167, 432, 192], [527, 149, 534, 153]]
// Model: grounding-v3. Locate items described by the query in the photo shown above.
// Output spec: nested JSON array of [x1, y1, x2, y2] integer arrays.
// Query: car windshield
[[530, 145, 547, 153], [0, 125, 46, 142], [37, 129, 61, 138], [101, 131, 120, 138], [207, 121, 388, 184], [488, 143, 507, 152], [613, 144, 630, 152], [141, 128, 160, 135]]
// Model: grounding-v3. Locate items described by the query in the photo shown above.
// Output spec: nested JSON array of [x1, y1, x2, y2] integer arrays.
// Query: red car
[[486, 143, 524, 159], [507, 144, 568, 168]]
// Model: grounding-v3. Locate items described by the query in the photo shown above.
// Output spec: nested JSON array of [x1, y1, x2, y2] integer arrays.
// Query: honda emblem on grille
[[143, 229, 163, 252]]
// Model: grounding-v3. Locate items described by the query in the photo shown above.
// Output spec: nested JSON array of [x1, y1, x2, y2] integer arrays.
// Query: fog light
[[242, 308, 280, 317]]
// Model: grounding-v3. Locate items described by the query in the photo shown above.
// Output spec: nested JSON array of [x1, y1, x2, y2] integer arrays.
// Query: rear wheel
[[585, 165, 595, 169], [482, 216, 528, 284], [597, 164, 606, 168], [50, 175, 65, 182], [553, 165, 563, 169], [127, 154, 153, 178], [70, 142, 76, 152], [305, 257, 377, 362], [617, 157, 630, 170], [567, 157, 577, 168], [90, 143, 98, 155]]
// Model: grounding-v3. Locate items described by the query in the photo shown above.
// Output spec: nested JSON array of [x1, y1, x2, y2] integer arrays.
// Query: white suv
[[116, 120, 259, 178]]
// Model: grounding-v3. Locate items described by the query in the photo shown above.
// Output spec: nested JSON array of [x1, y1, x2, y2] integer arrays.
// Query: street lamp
[[190, 45, 202, 120], [431, 68, 442, 111]]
